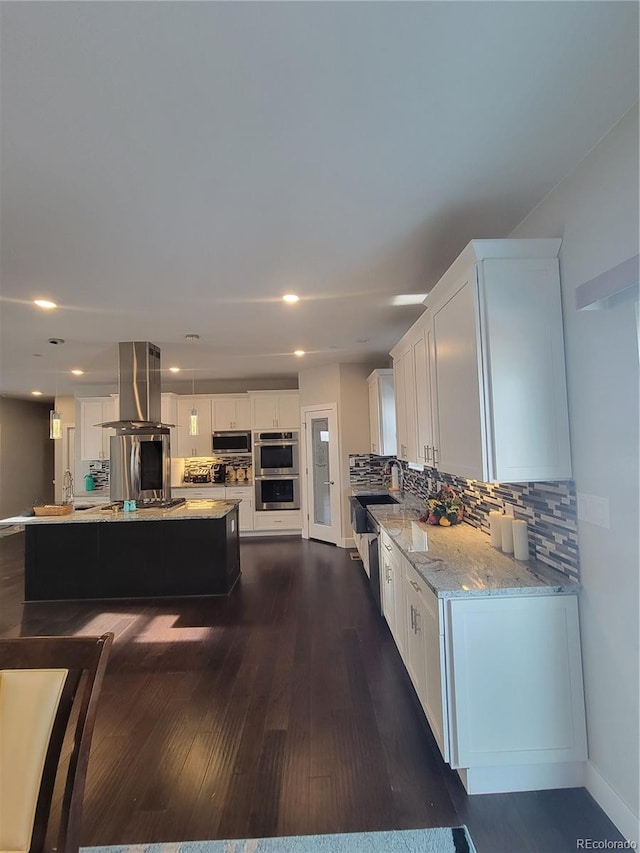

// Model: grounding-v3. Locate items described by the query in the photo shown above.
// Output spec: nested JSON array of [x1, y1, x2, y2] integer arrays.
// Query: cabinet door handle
[[323, 481, 335, 486], [386, 568, 392, 583], [414, 609, 421, 634], [410, 605, 416, 632], [432, 446, 439, 464], [372, 443, 377, 453], [425, 445, 432, 463]]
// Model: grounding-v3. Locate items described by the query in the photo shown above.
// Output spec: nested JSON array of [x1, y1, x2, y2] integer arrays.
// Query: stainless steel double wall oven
[[254, 430, 300, 511]]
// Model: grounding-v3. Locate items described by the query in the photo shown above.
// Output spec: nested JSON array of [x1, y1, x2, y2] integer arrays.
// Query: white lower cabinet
[[382, 533, 587, 794], [171, 486, 253, 532], [379, 530, 406, 657], [446, 594, 587, 779], [254, 510, 302, 530], [225, 487, 254, 531], [403, 559, 449, 763]]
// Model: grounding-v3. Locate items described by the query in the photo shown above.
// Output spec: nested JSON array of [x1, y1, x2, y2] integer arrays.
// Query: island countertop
[[352, 488, 578, 599], [2, 499, 239, 525]]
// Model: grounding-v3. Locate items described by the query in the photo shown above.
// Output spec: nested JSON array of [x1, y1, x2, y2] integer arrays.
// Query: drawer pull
[[384, 543, 392, 552], [410, 580, 421, 593]]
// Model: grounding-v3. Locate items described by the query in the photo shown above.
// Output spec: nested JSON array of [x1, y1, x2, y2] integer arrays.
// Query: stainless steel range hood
[[101, 341, 172, 431]]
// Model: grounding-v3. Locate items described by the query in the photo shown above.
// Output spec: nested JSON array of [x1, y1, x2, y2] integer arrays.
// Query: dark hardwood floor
[[0, 531, 625, 852]]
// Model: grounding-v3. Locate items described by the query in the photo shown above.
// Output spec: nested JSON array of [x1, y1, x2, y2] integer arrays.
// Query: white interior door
[[303, 407, 341, 545]]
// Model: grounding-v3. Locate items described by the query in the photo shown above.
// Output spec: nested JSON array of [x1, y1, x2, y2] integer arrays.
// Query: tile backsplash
[[349, 454, 580, 580]]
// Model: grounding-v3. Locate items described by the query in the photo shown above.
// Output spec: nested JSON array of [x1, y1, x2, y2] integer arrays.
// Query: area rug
[[82, 826, 477, 853]]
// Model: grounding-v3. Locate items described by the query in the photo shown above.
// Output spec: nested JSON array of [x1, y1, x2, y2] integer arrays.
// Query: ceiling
[[1, 1, 638, 400]]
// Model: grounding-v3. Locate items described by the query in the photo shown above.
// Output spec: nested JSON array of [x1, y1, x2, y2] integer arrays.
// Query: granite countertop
[[352, 488, 578, 599], [1, 499, 240, 525]]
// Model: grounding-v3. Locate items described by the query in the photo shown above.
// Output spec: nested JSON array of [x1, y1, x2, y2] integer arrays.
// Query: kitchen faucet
[[62, 470, 74, 505]]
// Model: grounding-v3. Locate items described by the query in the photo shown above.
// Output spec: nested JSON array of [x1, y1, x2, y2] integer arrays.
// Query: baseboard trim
[[341, 537, 355, 549], [585, 760, 640, 844], [458, 761, 585, 795]]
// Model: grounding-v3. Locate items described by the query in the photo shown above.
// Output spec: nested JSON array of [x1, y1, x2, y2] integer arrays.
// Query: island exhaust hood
[[101, 341, 172, 431]]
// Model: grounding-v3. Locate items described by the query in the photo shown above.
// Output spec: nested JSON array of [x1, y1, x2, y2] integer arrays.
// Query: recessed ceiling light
[[31, 390, 43, 396], [48, 338, 64, 345], [294, 350, 305, 357], [282, 294, 299, 303], [185, 333, 200, 342], [70, 369, 84, 376], [33, 299, 57, 309], [169, 366, 181, 373]]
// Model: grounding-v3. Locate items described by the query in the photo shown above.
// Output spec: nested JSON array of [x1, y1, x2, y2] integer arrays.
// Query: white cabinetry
[[172, 486, 227, 500], [391, 345, 416, 464], [412, 318, 436, 467], [379, 530, 406, 657], [172, 485, 254, 532], [426, 239, 571, 482], [446, 594, 587, 776], [176, 397, 213, 458], [225, 486, 254, 531], [402, 559, 448, 761], [78, 397, 117, 460], [367, 370, 396, 456], [254, 510, 302, 530], [250, 392, 300, 429], [161, 393, 178, 452], [379, 529, 587, 794], [211, 395, 252, 430], [392, 315, 436, 468]]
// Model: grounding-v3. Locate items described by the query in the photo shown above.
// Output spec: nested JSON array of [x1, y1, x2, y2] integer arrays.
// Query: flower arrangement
[[418, 485, 464, 527]]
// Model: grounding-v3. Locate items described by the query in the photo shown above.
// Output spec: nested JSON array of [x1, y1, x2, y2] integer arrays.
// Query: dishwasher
[[365, 510, 382, 612], [350, 494, 396, 614]]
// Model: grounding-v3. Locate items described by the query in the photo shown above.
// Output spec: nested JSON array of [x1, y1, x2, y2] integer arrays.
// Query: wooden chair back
[[0, 633, 113, 853]]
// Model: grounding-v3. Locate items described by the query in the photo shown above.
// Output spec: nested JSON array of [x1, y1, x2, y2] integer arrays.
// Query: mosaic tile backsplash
[[349, 454, 579, 580]]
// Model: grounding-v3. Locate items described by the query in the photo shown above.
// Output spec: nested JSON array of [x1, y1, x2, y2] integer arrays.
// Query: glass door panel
[[311, 417, 331, 527]]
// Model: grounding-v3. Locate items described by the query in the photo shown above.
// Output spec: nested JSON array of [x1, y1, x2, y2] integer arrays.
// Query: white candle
[[489, 511, 502, 548], [512, 519, 529, 561], [501, 515, 514, 554]]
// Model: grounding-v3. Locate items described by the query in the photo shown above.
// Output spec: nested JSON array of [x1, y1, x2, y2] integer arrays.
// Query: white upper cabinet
[[427, 239, 571, 482], [367, 369, 396, 456], [211, 395, 252, 430], [412, 315, 436, 467], [161, 392, 179, 454], [250, 392, 300, 430], [78, 396, 117, 460], [391, 324, 423, 465], [391, 239, 572, 482], [176, 396, 213, 457]]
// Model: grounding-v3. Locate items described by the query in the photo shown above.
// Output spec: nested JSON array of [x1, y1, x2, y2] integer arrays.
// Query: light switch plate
[[577, 492, 611, 528]]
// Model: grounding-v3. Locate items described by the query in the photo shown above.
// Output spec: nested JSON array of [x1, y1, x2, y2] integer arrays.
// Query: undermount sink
[[349, 493, 399, 533], [353, 494, 400, 506]]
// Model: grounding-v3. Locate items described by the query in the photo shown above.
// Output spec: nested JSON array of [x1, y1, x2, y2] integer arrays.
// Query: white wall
[[510, 106, 639, 841], [0, 398, 54, 518]]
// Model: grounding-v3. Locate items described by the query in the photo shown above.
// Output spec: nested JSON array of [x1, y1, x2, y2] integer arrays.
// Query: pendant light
[[49, 408, 62, 439], [49, 371, 61, 440], [188, 370, 199, 436]]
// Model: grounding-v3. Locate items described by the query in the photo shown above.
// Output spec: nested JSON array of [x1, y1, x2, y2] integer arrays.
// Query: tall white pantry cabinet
[[391, 239, 572, 483]]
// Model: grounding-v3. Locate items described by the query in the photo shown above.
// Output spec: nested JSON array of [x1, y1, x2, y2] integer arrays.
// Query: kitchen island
[[18, 500, 241, 601]]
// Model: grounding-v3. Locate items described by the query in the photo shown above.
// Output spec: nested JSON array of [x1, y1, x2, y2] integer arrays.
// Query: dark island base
[[24, 507, 240, 601]]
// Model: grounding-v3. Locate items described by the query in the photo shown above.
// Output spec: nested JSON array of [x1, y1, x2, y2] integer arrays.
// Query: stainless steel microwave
[[212, 430, 252, 455]]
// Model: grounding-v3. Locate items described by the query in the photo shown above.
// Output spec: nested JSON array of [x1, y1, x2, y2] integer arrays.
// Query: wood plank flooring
[[0, 532, 626, 852]]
